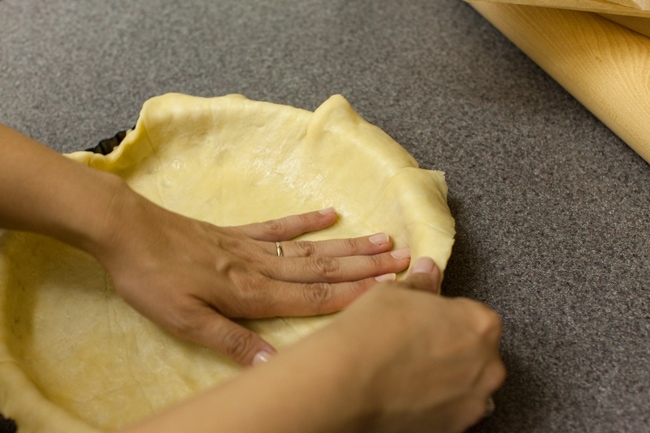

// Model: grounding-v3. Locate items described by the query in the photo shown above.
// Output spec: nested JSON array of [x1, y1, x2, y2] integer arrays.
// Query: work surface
[[1, 1, 648, 432]]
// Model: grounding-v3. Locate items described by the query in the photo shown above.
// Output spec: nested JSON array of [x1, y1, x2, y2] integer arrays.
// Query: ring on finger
[[275, 241, 284, 258]]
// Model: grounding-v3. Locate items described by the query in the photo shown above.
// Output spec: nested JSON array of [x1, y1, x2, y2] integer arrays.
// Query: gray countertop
[[1, 1, 648, 432]]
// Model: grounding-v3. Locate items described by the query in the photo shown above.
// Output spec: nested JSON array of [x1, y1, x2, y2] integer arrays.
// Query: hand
[[115, 257, 504, 433], [93, 185, 411, 366], [326, 258, 506, 433]]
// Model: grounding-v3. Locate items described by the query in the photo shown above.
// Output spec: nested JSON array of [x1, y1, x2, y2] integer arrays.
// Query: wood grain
[[466, 0, 650, 18], [600, 14, 650, 38], [611, 0, 650, 10], [470, 2, 650, 164]]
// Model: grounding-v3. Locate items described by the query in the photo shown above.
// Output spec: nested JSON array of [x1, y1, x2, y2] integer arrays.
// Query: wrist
[[22, 162, 133, 261], [62, 171, 123, 254], [282, 323, 372, 433], [257, 310, 393, 433], [319, 288, 422, 429], [80, 174, 148, 265], [119, 323, 370, 433]]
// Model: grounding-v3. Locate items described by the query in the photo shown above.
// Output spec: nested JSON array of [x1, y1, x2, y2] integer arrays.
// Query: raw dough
[[0, 94, 455, 432]]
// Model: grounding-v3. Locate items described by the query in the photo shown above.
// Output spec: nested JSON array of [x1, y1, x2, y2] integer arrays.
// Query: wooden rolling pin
[[601, 14, 650, 38], [469, 2, 650, 164], [467, 0, 650, 17]]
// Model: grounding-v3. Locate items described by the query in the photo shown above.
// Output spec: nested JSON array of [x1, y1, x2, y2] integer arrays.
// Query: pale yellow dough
[[0, 94, 455, 432]]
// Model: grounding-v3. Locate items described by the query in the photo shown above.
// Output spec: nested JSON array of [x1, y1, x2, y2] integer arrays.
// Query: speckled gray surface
[[1, 1, 648, 432]]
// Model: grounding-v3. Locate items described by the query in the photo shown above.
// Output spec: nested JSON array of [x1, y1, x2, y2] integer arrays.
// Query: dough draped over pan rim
[[0, 94, 455, 432]]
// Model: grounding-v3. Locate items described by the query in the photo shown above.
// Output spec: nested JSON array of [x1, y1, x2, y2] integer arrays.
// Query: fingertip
[[308, 207, 338, 231], [317, 207, 338, 226], [374, 272, 397, 282], [245, 341, 277, 367], [194, 314, 277, 367], [409, 256, 438, 275], [406, 257, 441, 293], [252, 348, 277, 366], [318, 206, 337, 216], [390, 247, 411, 260], [368, 232, 390, 246]]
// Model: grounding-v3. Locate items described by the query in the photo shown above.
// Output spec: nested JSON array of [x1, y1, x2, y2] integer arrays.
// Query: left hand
[[93, 185, 411, 366]]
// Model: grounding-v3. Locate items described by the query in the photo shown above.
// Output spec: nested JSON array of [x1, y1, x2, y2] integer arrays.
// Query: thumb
[[176, 306, 277, 367], [404, 257, 441, 294]]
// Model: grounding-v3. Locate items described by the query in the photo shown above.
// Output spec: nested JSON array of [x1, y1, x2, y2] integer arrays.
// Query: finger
[[278, 232, 393, 258], [235, 207, 338, 241], [455, 396, 495, 432], [455, 298, 503, 343], [168, 304, 276, 367], [266, 248, 411, 283], [480, 358, 507, 396], [252, 276, 389, 316], [402, 256, 441, 294]]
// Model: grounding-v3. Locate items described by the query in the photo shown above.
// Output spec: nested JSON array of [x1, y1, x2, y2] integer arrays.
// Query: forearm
[[121, 282, 505, 433], [0, 123, 126, 254], [118, 324, 367, 433]]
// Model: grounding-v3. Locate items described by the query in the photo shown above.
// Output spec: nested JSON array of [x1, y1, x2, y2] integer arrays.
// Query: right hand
[[330, 257, 506, 433], [114, 257, 504, 433]]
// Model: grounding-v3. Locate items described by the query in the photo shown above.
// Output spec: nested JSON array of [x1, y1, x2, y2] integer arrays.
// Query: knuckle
[[477, 308, 503, 339], [369, 252, 386, 268], [310, 256, 341, 280], [216, 258, 251, 288], [491, 361, 507, 389], [214, 253, 239, 275], [221, 328, 258, 362], [168, 307, 204, 337], [479, 364, 506, 400], [303, 283, 333, 313], [235, 278, 269, 317], [294, 240, 318, 257], [343, 237, 361, 255], [296, 212, 312, 225], [221, 274, 267, 317], [262, 218, 285, 236], [457, 298, 502, 339]]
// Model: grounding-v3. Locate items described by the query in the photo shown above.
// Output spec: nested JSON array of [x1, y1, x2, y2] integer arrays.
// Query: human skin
[[0, 123, 505, 432], [0, 123, 410, 365], [118, 258, 505, 433]]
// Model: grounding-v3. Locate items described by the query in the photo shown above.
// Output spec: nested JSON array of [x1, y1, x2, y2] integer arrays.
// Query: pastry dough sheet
[[0, 94, 455, 432]]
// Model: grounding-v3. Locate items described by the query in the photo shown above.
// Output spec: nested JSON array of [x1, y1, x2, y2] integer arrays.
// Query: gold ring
[[275, 242, 284, 257]]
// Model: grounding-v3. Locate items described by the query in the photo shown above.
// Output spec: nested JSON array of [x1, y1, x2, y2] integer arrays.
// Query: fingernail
[[411, 257, 437, 274], [375, 272, 396, 282], [369, 233, 390, 245], [390, 247, 411, 259], [319, 207, 336, 215], [252, 350, 273, 366]]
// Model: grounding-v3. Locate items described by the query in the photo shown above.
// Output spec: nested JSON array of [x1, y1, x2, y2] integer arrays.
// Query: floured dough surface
[[0, 94, 455, 432]]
